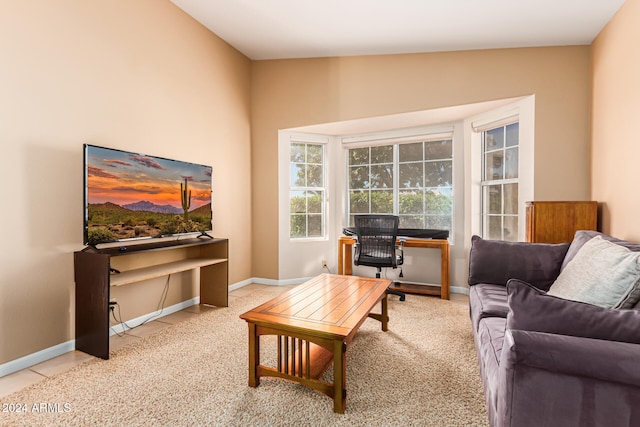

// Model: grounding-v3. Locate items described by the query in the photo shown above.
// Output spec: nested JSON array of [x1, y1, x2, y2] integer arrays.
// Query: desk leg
[[248, 322, 260, 387], [344, 245, 353, 275], [333, 340, 347, 413], [441, 243, 450, 300], [338, 240, 344, 275]]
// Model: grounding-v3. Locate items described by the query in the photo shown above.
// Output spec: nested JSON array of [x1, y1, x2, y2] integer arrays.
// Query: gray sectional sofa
[[468, 231, 640, 427]]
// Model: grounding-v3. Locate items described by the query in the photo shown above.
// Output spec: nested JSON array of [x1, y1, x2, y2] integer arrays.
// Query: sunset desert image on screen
[[84, 145, 212, 245]]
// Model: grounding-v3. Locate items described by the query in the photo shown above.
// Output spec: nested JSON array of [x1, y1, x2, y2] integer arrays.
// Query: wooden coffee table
[[239, 273, 391, 413]]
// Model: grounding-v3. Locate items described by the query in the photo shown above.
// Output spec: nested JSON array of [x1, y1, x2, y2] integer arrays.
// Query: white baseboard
[[0, 340, 75, 378], [0, 297, 201, 378]]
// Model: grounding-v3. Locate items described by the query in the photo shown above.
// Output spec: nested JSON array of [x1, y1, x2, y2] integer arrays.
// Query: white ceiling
[[171, 0, 625, 60]]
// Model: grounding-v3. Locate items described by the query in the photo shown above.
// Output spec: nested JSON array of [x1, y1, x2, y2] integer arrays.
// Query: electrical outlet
[[109, 298, 117, 304], [322, 259, 327, 268]]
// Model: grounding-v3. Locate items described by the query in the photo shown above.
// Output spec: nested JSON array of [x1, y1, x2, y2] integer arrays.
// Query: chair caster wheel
[[400, 295, 406, 301]]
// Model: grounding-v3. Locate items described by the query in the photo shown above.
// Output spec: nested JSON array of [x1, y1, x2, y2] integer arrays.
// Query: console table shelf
[[110, 257, 227, 287], [74, 237, 228, 359]]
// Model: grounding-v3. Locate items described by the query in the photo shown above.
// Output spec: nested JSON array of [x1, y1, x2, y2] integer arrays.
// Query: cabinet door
[[526, 201, 597, 243]]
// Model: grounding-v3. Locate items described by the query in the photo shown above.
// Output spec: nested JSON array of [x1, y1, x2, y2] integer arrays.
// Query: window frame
[[288, 140, 328, 240], [480, 122, 520, 241], [344, 130, 454, 234]]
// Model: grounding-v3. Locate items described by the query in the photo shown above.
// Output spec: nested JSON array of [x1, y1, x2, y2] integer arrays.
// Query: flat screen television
[[83, 144, 213, 246]]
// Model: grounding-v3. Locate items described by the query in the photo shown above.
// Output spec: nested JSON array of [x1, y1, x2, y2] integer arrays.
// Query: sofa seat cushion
[[470, 283, 509, 331], [548, 236, 640, 309], [476, 316, 506, 414], [468, 235, 570, 291], [507, 279, 640, 344]]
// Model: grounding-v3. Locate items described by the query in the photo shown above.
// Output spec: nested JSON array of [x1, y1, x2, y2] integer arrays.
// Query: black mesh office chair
[[353, 215, 406, 301]]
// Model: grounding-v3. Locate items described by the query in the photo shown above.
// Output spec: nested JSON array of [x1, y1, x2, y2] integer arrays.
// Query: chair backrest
[[353, 215, 399, 268]]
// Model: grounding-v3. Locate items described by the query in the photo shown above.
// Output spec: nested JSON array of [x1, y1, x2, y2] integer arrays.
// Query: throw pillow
[[507, 279, 640, 345], [468, 235, 569, 291], [561, 230, 640, 271], [548, 236, 640, 309]]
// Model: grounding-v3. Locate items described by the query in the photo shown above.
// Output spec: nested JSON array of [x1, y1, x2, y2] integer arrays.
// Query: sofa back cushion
[[507, 279, 640, 344], [468, 235, 569, 291]]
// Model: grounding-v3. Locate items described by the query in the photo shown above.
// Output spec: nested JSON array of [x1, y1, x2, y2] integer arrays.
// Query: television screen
[[84, 144, 213, 245]]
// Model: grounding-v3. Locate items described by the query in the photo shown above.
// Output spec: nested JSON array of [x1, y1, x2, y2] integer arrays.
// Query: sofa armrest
[[497, 329, 640, 427]]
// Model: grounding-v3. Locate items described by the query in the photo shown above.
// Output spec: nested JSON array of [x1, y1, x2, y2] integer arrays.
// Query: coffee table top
[[240, 274, 391, 340]]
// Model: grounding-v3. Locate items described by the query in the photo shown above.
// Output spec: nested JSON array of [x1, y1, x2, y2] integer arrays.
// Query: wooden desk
[[239, 274, 390, 413], [337, 235, 450, 300]]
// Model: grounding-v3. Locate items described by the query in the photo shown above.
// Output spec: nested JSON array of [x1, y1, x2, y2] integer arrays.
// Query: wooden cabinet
[[525, 201, 597, 243], [74, 238, 228, 359]]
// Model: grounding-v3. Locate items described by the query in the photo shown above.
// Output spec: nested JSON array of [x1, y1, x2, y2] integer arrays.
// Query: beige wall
[[251, 47, 592, 279], [591, 0, 640, 240], [0, 1, 251, 365]]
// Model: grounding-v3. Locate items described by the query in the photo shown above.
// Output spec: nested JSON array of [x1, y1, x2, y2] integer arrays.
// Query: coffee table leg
[[381, 294, 388, 332], [333, 340, 347, 413], [248, 322, 260, 387]]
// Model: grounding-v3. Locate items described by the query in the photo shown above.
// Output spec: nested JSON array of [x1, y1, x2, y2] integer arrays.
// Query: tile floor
[[0, 285, 467, 398]]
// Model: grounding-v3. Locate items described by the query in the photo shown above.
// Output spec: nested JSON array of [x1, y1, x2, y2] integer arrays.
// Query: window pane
[[487, 216, 503, 240], [307, 191, 323, 213], [425, 140, 452, 160], [371, 145, 393, 164], [399, 191, 423, 214], [506, 123, 519, 147], [485, 185, 502, 215], [349, 166, 369, 189], [503, 215, 518, 241], [400, 215, 424, 228], [290, 163, 304, 186], [399, 142, 422, 162], [485, 151, 504, 181], [485, 128, 504, 151], [505, 147, 518, 179], [370, 164, 393, 188], [290, 214, 306, 238], [425, 192, 452, 215], [308, 214, 322, 237], [425, 161, 452, 187], [371, 190, 393, 213], [349, 191, 369, 213], [290, 191, 306, 213], [307, 144, 322, 163], [504, 183, 518, 215], [399, 163, 423, 188], [290, 143, 305, 162], [349, 147, 369, 165], [425, 215, 451, 230], [307, 164, 323, 187]]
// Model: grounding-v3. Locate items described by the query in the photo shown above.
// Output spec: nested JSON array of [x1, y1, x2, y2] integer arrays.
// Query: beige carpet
[[2, 286, 489, 426]]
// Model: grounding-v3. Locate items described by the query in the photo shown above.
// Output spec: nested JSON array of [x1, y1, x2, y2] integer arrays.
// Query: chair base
[[374, 270, 406, 301]]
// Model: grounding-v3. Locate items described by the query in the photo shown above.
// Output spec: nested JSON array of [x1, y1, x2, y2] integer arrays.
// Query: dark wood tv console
[[74, 237, 228, 359]]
